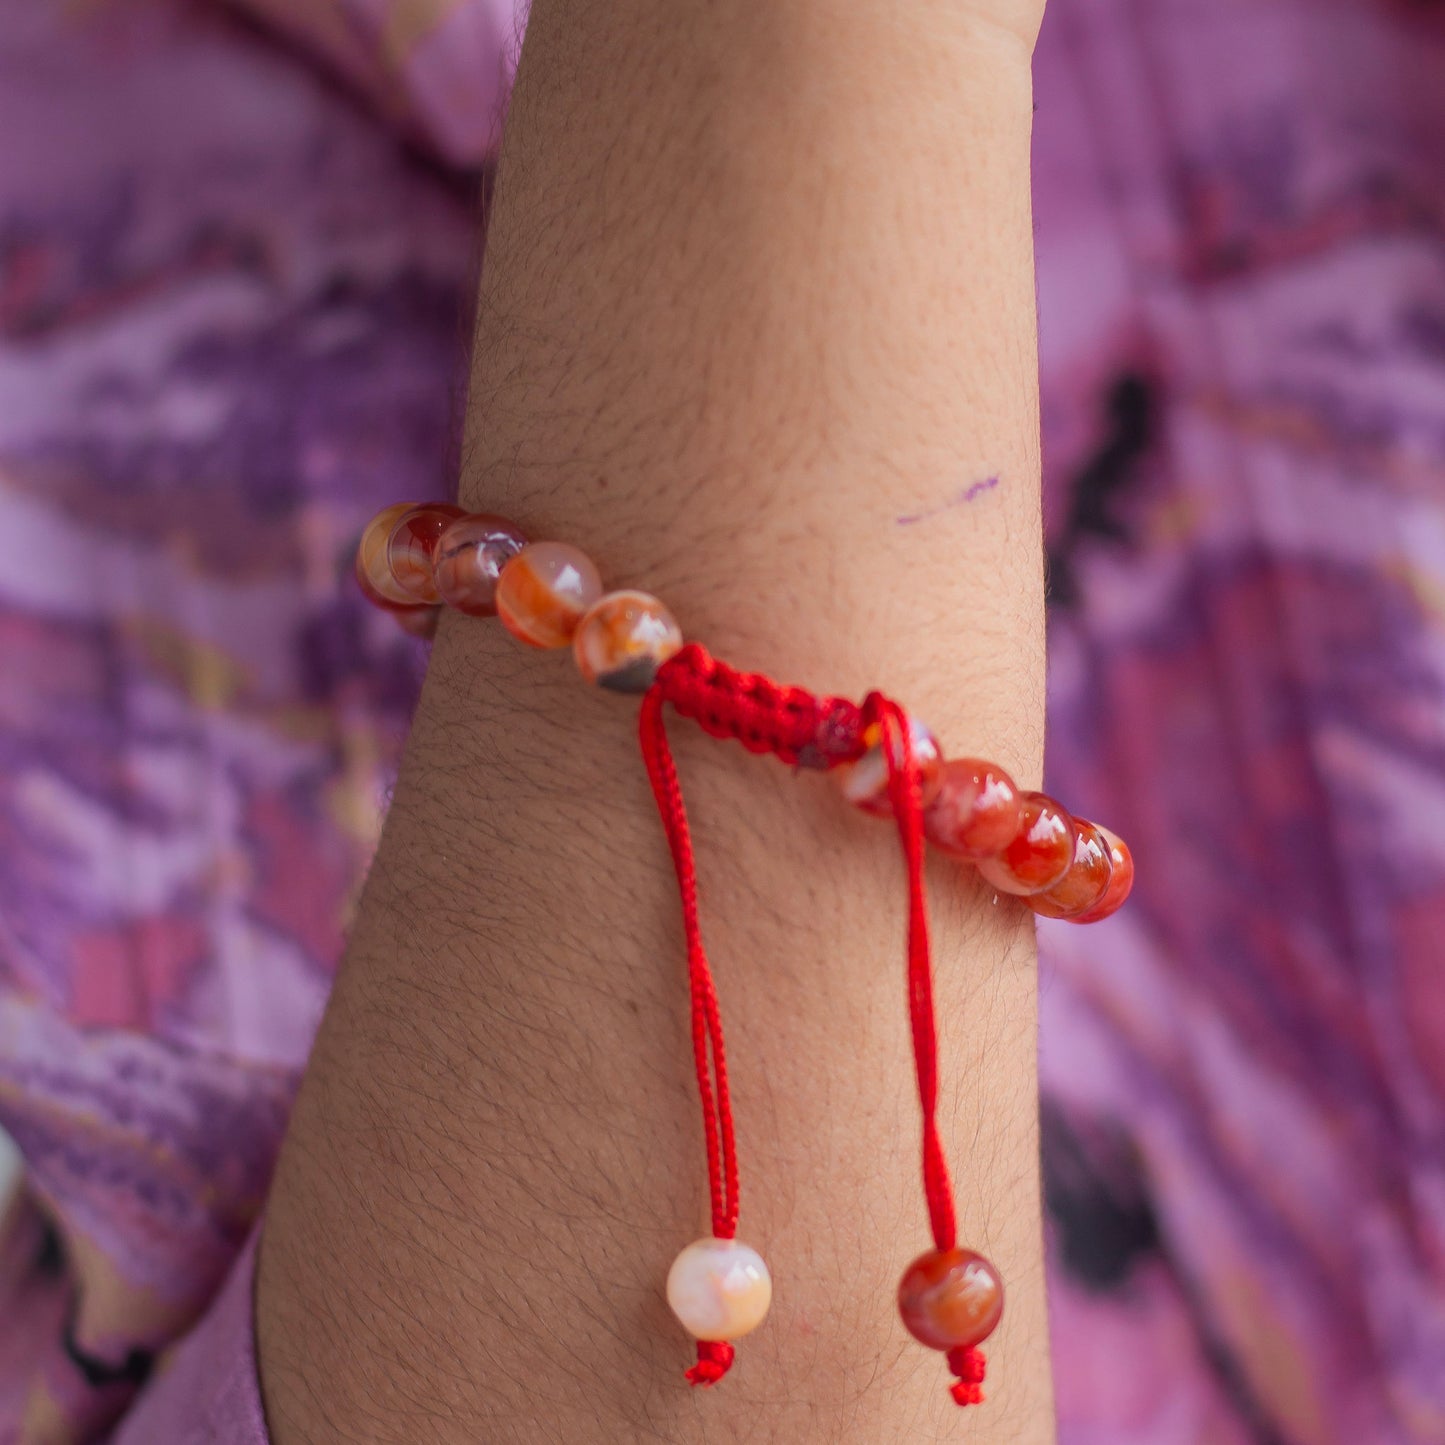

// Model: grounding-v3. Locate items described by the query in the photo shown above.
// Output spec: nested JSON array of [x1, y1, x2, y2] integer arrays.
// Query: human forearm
[[259, 3, 1052, 1441]]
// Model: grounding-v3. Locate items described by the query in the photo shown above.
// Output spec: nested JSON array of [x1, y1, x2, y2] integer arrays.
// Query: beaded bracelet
[[356, 501, 1134, 1408]]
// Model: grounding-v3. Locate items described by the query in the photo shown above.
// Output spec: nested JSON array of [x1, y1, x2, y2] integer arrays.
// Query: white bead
[[665, 1237, 772, 1341]]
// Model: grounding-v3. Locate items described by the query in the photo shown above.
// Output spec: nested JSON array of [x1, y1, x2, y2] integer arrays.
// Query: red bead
[[1072, 826, 1134, 923], [924, 759, 1023, 859], [897, 1248, 1004, 1352], [433, 513, 529, 616], [385, 503, 465, 604], [976, 791, 1076, 896], [1030, 818, 1113, 919]]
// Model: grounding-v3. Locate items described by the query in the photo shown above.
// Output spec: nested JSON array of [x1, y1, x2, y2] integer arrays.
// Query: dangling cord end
[[868, 697, 990, 1405], [685, 1340, 736, 1387], [946, 1347, 986, 1406], [641, 685, 749, 1388]]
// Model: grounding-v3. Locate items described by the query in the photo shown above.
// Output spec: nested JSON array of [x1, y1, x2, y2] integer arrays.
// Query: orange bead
[[385, 503, 465, 603], [834, 717, 943, 817], [1072, 826, 1134, 923], [897, 1248, 1004, 1352], [356, 502, 421, 606], [573, 590, 683, 692], [433, 514, 528, 616], [1030, 818, 1113, 919], [976, 791, 1076, 896], [925, 759, 1023, 859], [495, 542, 603, 648]]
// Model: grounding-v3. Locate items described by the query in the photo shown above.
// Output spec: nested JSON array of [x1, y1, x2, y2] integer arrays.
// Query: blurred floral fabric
[[1, 0, 1444, 1441]]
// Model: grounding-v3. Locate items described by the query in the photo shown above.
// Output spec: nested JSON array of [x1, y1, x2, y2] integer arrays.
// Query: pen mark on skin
[[897, 476, 999, 526]]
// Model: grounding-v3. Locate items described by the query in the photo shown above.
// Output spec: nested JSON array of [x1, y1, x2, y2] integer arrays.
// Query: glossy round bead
[[495, 542, 604, 649], [1030, 818, 1114, 920], [666, 1238, 772, 1342], [356, 502, 422, 606], [385, 503, 465, 603], [573, 590, 683, 692], [835, 717, 943, 817], [433, 513, 529, 616], [976, 791, 1076, 896], [924, 759, 1024, 859], [898, 1247, 1004, 1352], [1073, 826, 1135, 924]]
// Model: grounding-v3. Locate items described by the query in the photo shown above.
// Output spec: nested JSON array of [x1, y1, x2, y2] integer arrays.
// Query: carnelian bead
[[495, 541, 603, 648], [924, 759, 1023, 859], [1030, 818, 1113, 919], [433, 513, 528, 616], [573, 590, 683, 692], [835, 717, 943, 817], [897, 1248, 1004, 1352], [976, 791, 1076, 896], [1072, 826, 1135, 923], [356, 502, 421, 605], [385, 503, 465, 603]]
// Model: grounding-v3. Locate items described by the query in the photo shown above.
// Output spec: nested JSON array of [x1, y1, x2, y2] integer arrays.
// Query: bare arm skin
[[257, 2, 1053, 1441]]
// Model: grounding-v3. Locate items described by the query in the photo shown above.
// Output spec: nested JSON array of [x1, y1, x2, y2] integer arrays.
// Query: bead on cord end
[[666, 1237, 771, 1387]]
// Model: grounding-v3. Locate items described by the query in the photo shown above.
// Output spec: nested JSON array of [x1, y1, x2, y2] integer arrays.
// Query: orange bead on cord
[[356, 504, 445, 632], [898, 1248, 1003, 1406], [353, 503, 1137, 1405], [925, 758, 1024, 858], [355, 502, 423, 606], [495, 541, 603, 648], [1030, 817, 1114, 920], [1073, 826, 1134, 923], [976, 791, 1077, 896], [898, 1247, 1005, 1348], [386, 503, 465, 603], [433, 513, 528, 616], [574, 590, 683, 692]]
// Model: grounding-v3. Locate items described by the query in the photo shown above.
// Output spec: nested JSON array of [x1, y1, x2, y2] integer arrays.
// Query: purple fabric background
[[2, 0, 1444, 1440]]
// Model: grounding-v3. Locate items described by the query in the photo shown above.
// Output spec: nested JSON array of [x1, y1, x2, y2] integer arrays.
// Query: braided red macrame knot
[[685, 1340, 735, 1387], [653, 644, 866, 771], [946, 1347, 987, 1407]]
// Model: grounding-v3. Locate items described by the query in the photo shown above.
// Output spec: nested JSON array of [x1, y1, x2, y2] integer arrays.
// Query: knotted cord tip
[[946, 1347, 986, 1407], [685, 1340, 736, 1387]]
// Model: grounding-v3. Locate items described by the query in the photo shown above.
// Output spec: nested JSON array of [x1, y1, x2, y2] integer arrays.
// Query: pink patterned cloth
[[4, 0, 1445, 1441], [0, 4, 516, 1439], [110, 1237, 268, 1445]]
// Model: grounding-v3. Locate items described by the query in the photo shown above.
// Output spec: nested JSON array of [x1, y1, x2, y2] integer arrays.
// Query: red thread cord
[[640, 689, 741, 1388], [869, 695, 982, 1404], [866, 695, 958, 1255], [655, 644, 865, 770], [640, 688, 740, 1241], [643, 659, 979, 1403]]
